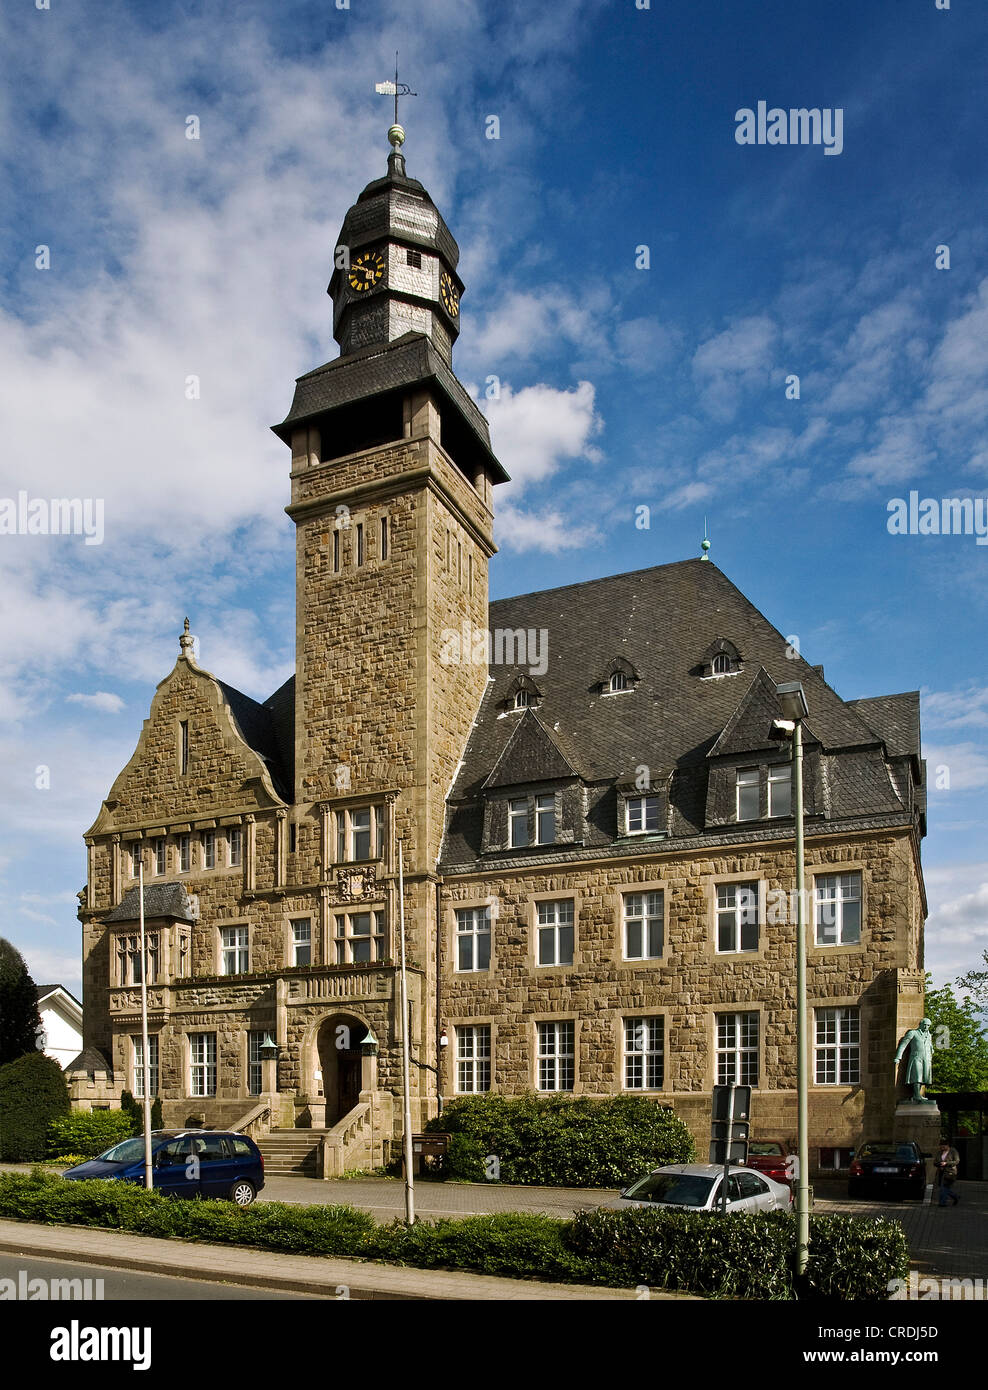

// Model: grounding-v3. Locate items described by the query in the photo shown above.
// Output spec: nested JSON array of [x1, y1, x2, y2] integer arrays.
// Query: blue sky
[[1, 0, 985, 996]]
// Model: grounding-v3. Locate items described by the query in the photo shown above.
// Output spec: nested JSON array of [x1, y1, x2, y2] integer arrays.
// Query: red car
[[745, 1140, 794, 1188]]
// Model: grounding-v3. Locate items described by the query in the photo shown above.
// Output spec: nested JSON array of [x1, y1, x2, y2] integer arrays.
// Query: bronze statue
[[894, 1017, 936, 1104]]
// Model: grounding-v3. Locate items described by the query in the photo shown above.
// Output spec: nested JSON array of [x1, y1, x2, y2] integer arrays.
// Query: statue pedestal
[[893, 1101, 942, 1186]]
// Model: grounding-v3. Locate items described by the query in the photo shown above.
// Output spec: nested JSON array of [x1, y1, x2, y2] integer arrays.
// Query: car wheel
[[230, 1180, 256, 1207]]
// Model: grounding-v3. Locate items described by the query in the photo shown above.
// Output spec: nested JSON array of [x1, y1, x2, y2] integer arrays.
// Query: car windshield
[[858, 1143, 916, 1161], [95, 1137, 149, 1164], [748, 1143, 783, 1157], [623, 1172, 715, 1206]]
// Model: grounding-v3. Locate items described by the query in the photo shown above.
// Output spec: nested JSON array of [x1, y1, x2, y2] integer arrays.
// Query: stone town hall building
[[76, 128, 928, 1177]]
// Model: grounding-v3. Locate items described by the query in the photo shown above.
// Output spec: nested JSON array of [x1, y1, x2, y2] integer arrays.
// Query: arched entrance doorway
[[316, 1014, 367, 1126]]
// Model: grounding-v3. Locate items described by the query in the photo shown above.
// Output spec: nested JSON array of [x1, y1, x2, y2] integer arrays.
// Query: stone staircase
[[257, 1129, 323, 1177]]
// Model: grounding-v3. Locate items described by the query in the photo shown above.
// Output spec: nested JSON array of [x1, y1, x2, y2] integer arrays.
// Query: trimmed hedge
[[48, 1110, 135, 1160], [0, 1052, 70, 1161], [0, 1169, 909, 1299], [425, 1093, 695, 1187]]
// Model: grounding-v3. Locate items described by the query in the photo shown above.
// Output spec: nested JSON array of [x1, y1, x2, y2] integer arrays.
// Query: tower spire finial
[[179, 616, 196, 658], [700, 516, 711, 561], [376, 52, 416, 174]]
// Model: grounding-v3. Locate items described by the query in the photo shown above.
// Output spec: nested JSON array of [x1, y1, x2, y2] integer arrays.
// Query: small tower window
[[356, 522, 364, 567], [712, 653, 732, 675], [380, 515, 389, 561], [179, 720, 189, 775], [406, 249, 422, 269], [514, 689, 531, 710], [333, 530, 340, 573], [609, 671, 629, 693]]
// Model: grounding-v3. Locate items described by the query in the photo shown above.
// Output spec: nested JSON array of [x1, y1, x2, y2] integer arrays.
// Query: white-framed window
[[189, 1033, 217, 1096], [623, 890, 664, 960], [712, 653, 732, 675], [131, 844, 142, 877], [203, 830, 216, 870], [536, 899, 574, 966], [815, 1006, 860, 1085], [716, 1011, 759, 1087], [626, 795, 660, 834], [537, 1020, 575, 1092], [455, 1025, 491, 1093], [768, 764, 792, 818], [228, 826, 243, 867], [221, 925, 249, 975], [132, 1034, 159, 1099], [153, 838, 166, 876], [535, 794, 555, 844], [117, 933, 159, 986], [624, 1017, 664, 1090], [291, 918, 312, 966], [514, 688, 530, 710], [814, 872, 862, 945], [334, 910, 386, 964], [716, 882, 759, 953], [608, 670, 629, 693], [247, 1031, 265, 1096], [455, 906, 491, 972], [178, 834, 191, 873], [509, 798, 530, 848], [335, 805, 384, 862], [736, 768, 760, 821]]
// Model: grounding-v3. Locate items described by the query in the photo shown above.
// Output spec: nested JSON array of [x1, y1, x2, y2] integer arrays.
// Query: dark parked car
[[847, 1141, 927, 1201], [63, 1130, 264, 1205], [745, 1140, 794, 1189]]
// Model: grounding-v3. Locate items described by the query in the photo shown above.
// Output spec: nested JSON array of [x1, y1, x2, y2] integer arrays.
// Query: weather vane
[[375, 51, 417, 136]]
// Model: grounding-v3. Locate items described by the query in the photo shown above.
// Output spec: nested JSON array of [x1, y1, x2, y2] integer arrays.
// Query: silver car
[[615, 1162, 792, 1212]]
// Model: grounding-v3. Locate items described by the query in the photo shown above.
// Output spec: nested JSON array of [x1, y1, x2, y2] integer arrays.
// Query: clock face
[[439, 270, 460, 319], [348, 248, 385, 294]]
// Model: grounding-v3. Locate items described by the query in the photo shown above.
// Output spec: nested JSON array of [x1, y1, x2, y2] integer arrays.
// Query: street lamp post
[[775, 680, 810, 1277]]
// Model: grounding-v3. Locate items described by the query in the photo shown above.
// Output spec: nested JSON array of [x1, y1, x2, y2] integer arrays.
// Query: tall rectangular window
[[380, 515, 389, 560], [468, 553, 473, 596], [221, 926, 249, 975], [508, 799, 530, 849], [350, 808, 371, 860], [736, 768, 760, 821], [203, 830, 216, 870], [535, 794, 555, 844], [335, 910, 386, 964], [815, 1007, 860, 1085], [623, 890, 664, 960], [117, 933, 159, 986], [189, 1033, 217, 1096], [537, 1021, 574, 1092], [768, 765, 792, 817], [291, 919, 312, 966], [133, 1034, 159, 1099], [536, 899, 574, 966], [716, 1012, 759, 1087], [815, 872, 862, 945], [153, 838, 166, 876], [455, 907, 491, 972], [228, 826, 243, 867], [178, 834, 191, 873], [356, 522, 364, 567], [626, 795, 660, 833], [131, 844, 142, 878], [179, 720, 189, 775], [455, 1025, 491, 1093], [247, 1031, 264, 1096], [333, 529, 340, 573], [716, 882, 759, 953], [624, 1017, 664, 1090]]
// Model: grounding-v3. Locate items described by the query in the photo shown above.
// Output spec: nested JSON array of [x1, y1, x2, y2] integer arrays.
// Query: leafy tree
[[956, 950, 988, 1017], [925, 973, 988, 1092], [0, 1051, 70, 1161], [0, 938, 42, 1067]]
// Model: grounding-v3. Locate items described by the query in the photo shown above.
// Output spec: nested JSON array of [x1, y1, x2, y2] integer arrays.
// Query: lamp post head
[[259, 1033, 278, 1060], [775, 680, 809, 722]]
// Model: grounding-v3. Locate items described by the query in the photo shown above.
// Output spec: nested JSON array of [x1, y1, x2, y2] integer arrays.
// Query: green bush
[[0, 1052, 70, 1161], [48, 1110, 134, 1159], [426, 1093, 695, 1187], [0, 1170, 910, 1300], [120, 1092, 163, 1134]]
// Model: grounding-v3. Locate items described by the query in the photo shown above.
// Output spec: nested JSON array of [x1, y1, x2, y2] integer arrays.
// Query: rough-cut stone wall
[[438, 828, 922, 1165]]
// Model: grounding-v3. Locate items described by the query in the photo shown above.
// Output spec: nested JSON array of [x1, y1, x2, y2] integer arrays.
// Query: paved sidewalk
[[0, 1218, 681, 1301]]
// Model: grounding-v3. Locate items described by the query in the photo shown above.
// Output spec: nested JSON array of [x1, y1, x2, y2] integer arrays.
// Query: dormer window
[[699, 638, 743, 679], [712, 654, 732, 675], [501, 675, 542, 714], [514, 689, 531, 710], [596, 657, 640, 696], [609, 671, 629, 693], [626, 795, 660, 834]]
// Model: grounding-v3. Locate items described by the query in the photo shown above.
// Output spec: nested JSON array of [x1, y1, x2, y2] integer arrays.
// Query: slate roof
[[440, 559, 920, 867], [104, 883, 198, 924], [66, 1047, 113, 1078], [847, 693, 921, 762], [36, 983, 82, 1009], [216, 679, 292, 802]]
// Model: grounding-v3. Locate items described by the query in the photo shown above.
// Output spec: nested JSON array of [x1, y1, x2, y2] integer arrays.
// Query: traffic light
[[708, 1084, 751, 1164]]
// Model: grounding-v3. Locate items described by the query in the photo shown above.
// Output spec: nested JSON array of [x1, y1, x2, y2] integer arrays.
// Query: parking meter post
[[721, 1083, 734, 1216]]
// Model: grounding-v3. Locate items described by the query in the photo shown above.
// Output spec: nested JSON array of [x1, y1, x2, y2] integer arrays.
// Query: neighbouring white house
[[36, 985, 84, 1069]]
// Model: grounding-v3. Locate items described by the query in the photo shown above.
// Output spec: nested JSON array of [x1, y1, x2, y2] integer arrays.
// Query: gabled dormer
[[480, 710, 584, 852]]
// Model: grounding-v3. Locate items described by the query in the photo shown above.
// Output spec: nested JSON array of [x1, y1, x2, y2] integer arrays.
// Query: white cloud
[[925, 743, 988, 793], [691, 315, 777, 420], [923, 685, 988, 731], [66, 691, 125, 714]]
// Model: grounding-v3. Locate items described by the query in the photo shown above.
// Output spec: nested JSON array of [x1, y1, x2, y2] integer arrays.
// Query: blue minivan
[[63, 1130, 265, 1205]]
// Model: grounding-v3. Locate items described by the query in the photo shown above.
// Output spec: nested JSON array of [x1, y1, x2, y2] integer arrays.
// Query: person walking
[[935, 1140, 960, 1207]]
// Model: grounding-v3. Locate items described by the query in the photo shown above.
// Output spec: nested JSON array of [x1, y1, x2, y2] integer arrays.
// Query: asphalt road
[[0, 1251, 332, 1300]]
